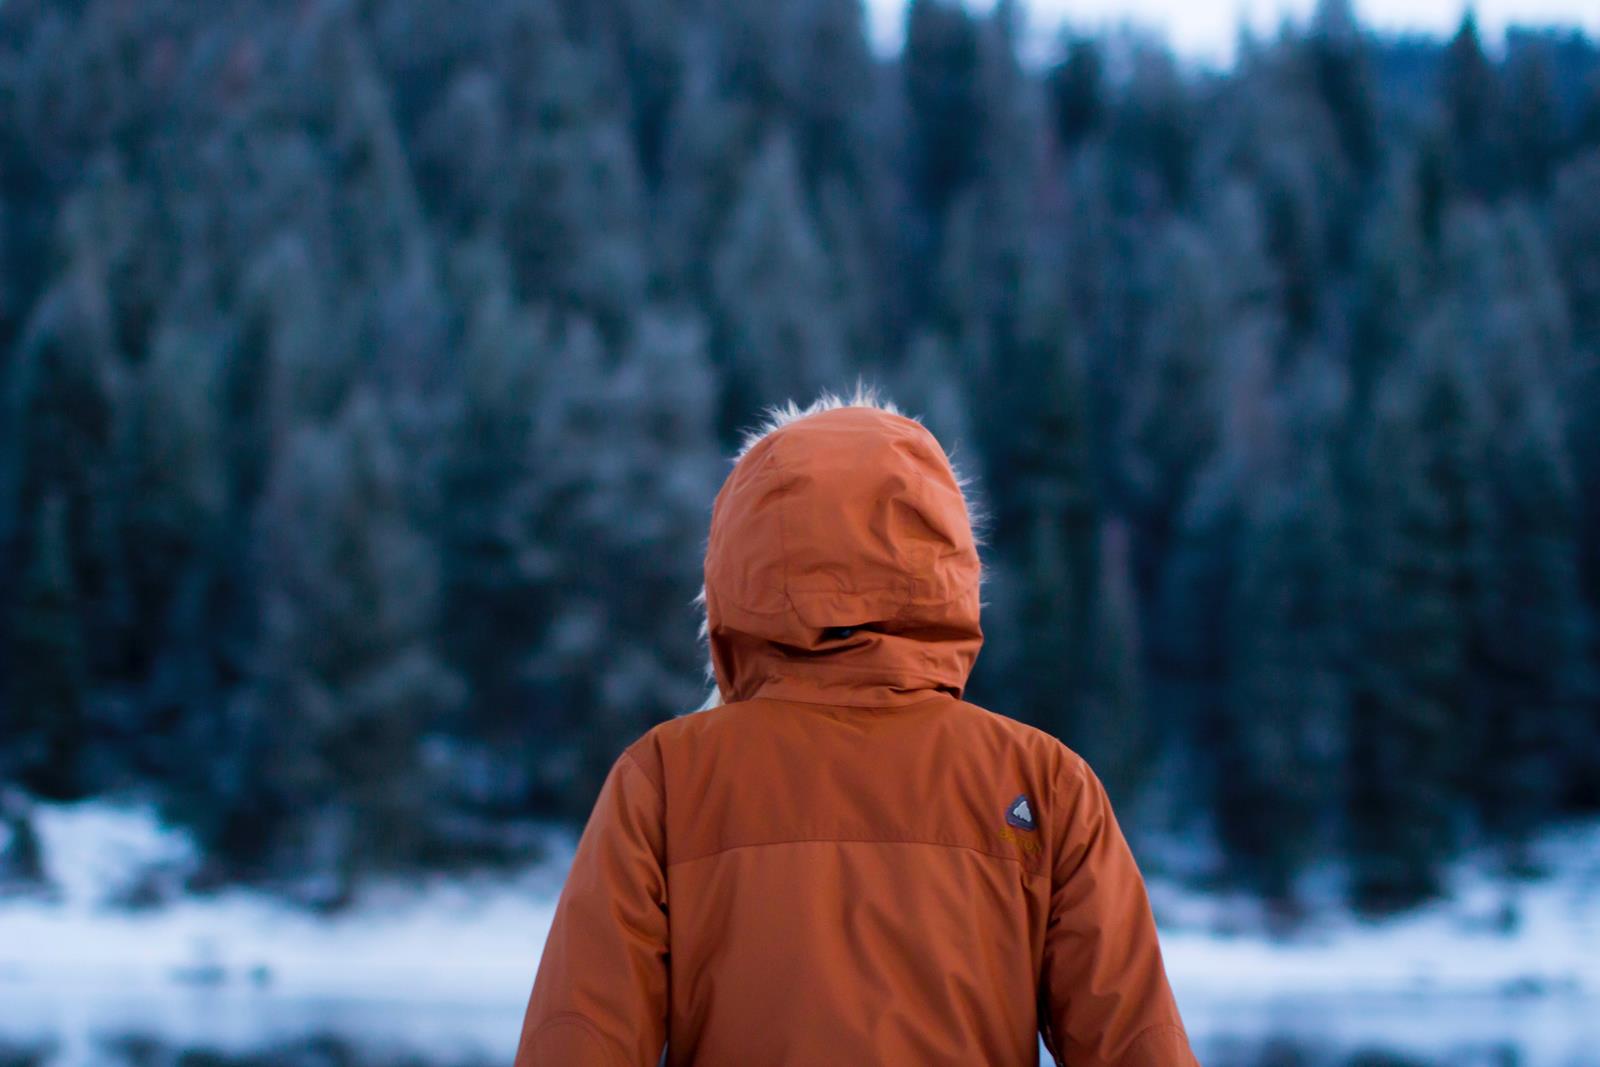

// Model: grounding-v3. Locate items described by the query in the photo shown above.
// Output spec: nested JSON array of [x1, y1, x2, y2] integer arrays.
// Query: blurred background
[[1, 0, 1599, 1063]]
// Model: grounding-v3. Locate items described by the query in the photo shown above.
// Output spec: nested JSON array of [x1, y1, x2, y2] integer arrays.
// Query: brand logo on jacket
[[999, 794, 1040, 856], [1005, 794, 1035, 831]]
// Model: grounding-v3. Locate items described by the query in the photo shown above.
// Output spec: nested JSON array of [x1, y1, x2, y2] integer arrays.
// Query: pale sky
[[867, 0, 1600, 66]]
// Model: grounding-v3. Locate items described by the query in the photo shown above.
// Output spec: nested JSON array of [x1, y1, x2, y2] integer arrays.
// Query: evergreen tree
[[434, 256, 720, 821], [548, 308, 721, 793], [1550, 155, 1600, 803], [1474, 391, 1584, 852], [1503, 42, 1563, 195], [962, 220, 1097, 742], [1351, 154, 1435, 406], [223, 394, 463, 900], [1076, 518, 1150, 806], [5, 495, 91, 801], [788, 0, 878, 192], [1444, 206, 1588, 845], [1348, 324, 1490, 912], [1217, 368, 1349, 905], [1551, 153, 1600, 354], [903, 0, 984, 223], [3, 0, 1600, 905], [1441, 13, 1506, 199], [599, 0, 689, 188], [1119, 221, 1226, 601], [1307, 0, 1380, 181], [1152, 451, 1247, 854], [1046, 37, 1105, 152], [431, 246, 565, 828], [3, 263, 123, 687], [115, 313, 231, 789], [710, 131, 849, 433], [1106, 45, 1196, 210], [499, 29, 650, 339]]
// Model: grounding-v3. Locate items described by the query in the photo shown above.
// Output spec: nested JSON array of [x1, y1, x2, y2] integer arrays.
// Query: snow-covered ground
[[3, 802, 1599, 1064], [1153, 818, 1600, 999], [0, 803, 571, 1003]]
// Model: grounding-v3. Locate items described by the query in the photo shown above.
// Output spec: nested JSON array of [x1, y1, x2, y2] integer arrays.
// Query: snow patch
[[0, 800, 571, 1003], [3, 799, 1599, 1008], [1153, 820, 1600, 1000]]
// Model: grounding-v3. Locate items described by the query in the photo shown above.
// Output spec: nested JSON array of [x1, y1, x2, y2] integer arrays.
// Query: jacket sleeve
[[514, 749, 669, 1067], [1038, 756, 1199, 1067]]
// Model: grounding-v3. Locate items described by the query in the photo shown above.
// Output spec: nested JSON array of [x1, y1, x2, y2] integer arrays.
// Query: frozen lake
[[1, 987, 1597, 1067]]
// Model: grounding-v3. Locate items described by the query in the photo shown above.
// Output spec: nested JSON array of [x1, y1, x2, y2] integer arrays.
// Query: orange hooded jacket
[[514, 400, 1199, 1067]]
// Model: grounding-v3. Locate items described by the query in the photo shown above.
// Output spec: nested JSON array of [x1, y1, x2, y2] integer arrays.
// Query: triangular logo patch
[[1006, 793, 1035, 831]]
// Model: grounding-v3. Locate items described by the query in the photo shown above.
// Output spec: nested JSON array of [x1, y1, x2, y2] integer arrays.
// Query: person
[[514, 389, 1200, 1067]]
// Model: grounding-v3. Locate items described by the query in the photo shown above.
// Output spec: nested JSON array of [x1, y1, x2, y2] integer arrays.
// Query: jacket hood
[[700, 394, 984, 708]]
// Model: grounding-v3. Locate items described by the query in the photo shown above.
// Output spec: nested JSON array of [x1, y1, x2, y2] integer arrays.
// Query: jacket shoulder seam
[[619, 747, 666, 805], [667, 834, 1049, 877]]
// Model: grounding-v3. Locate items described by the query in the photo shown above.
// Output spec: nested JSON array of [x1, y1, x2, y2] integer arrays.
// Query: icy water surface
[[2, 988, 1598, 1067]]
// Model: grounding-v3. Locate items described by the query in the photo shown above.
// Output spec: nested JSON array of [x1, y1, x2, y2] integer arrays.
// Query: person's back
[[516, 394, 1199, 1066]]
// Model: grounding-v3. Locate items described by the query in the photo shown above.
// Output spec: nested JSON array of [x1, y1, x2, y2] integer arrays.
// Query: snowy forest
[[1, 0, 1598, 920]]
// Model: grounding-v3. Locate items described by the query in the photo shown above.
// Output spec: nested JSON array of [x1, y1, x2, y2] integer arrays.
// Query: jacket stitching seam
[[526, 1012, 628, 1067], [755, 434, 979, 616], [903, 467, 935, 608], [741, 693, 954, 710], [726, 588, 978, 617], [1120, 1022, 1190, 1063], [667, 835, 1048, 877], [754, 658, 956, 679], [620, 748, 665, 805], [772, 444, 796, 619]]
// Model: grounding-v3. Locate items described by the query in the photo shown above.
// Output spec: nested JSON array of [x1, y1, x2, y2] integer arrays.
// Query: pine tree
[[601, 0, 689, 189], [1550, 155, 1600, 804], [110, 312, 234, 793], [967, 241, 1099, 756], [1475, 392, 1584, 854], [7, 252, 122, 530], [1077, 519, 1150, 806], [1106, 45, 1196, 210], [499, 28, 650, 340], [903, 0, 984, 224], [1153, 449, 1246, 851], [1217, 376, 1349, 905], [553, 307, 722, 792], [7, 0, 1600, 907], [1046, 37, 1104, 152], [435, 263, 720, 821], [432, 246, 564, 828], [789, 0, 878, 192], [1348, 324, 1490, 912], [1307, 0, 1380, 181], [1444, 207, 1588, 848], [710, 131, 848, 432], [224, 393, 464, 899], [1441, 13, 1506, 199], [1552, 153, 1600, 355], [1502, 42, 1562, 196], [1119, 221, 1226, 601], [6, 495, 91, 801], [1351, 154, 1435, 406]]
